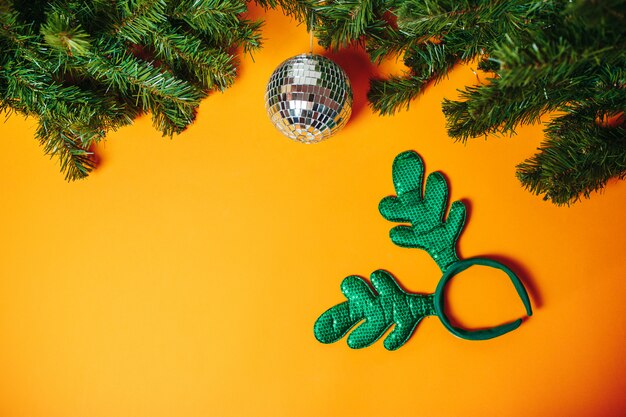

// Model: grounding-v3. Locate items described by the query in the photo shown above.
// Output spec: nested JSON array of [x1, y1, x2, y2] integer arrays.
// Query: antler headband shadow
[[314, 151, 533, 350]]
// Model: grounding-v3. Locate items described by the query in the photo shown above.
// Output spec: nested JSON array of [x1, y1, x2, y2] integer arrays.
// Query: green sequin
[[379, 151, 466, 271], [313, 151, 533, 350], [314, 271, 435, 351]]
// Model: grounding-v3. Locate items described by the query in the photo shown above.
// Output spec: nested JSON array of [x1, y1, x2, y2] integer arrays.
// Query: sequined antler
[[314, 270, 435, 350], [314, 151, 532, 350], [378, 151, 466, 272]]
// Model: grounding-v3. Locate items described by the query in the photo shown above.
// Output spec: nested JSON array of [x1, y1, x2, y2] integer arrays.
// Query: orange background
[[1, 6, 625, 417]]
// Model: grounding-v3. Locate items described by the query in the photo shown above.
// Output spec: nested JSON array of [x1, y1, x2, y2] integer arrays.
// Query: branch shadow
[[457, 197, 472, 260], [481, 253, 543, 309], [231, 1, 268, 82], [323, 46, 380, 127], [88, 142, 104, 171]]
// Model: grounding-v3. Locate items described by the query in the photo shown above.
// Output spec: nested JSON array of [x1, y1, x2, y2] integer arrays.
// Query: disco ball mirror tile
[[265, 54, 353, 143]]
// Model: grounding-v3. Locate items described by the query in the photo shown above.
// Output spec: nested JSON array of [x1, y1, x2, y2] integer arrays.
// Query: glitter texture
[[313, 151, 533, 349], [265, 54, 352, 143]]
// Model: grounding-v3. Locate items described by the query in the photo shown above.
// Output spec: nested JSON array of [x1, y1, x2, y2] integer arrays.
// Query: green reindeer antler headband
[[314, 151, 533, 350]]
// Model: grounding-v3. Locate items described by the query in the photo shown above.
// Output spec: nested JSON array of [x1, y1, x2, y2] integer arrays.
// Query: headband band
[[434, 257, 533, 341]]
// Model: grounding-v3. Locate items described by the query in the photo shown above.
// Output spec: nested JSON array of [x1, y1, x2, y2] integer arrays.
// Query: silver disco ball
[[265, 53, 352, 143]]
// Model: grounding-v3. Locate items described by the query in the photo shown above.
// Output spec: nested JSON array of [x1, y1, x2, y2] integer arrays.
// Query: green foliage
[[516, 110, 626, 205], [0, 0, 261, 180], [379, 151, 466, 271], [2, 0, 623, 204], [265, 0, 626, 205], [314, 270, 436, 350], [255, 0, 388, 55]]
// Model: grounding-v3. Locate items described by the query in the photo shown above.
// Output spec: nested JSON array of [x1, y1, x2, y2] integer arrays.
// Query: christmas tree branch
[[369, 42, 458, 115], [76, 38, 203, 135], [517, 109, 626, 205], [147, 27, 237, 91], [112, 0, 168, 43], [171, 0, 247, 43], [1, 0, 261, 179], [36, 118, 98, 181]]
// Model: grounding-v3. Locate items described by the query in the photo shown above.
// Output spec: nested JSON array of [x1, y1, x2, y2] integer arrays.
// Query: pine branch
[[230, 18, 263, 55], [36, 117, 98, 181], [77, 38, 204, 135], [315, 0, 377, 46], [1, 10, 126, 173], [368, 76, 423, 116], [171, 0, 244, 35], [171, 0, 262, 53], [365, 26, 413, 63], [443, 31, 626, 141], [279, 0, 624, 212], [257, 0, 393, 49], [1, 0, 261, 179], [517, 110, 626, 205], [146, 25, 237, 91], [42, 2, 212, 134], [1, 64, 127, 175], [112, 0, 168, 43], [2, 60, 128, 129], [40, 12, 91, 57], [369, 42, 458, 114], [255, 0, 313, 22]]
